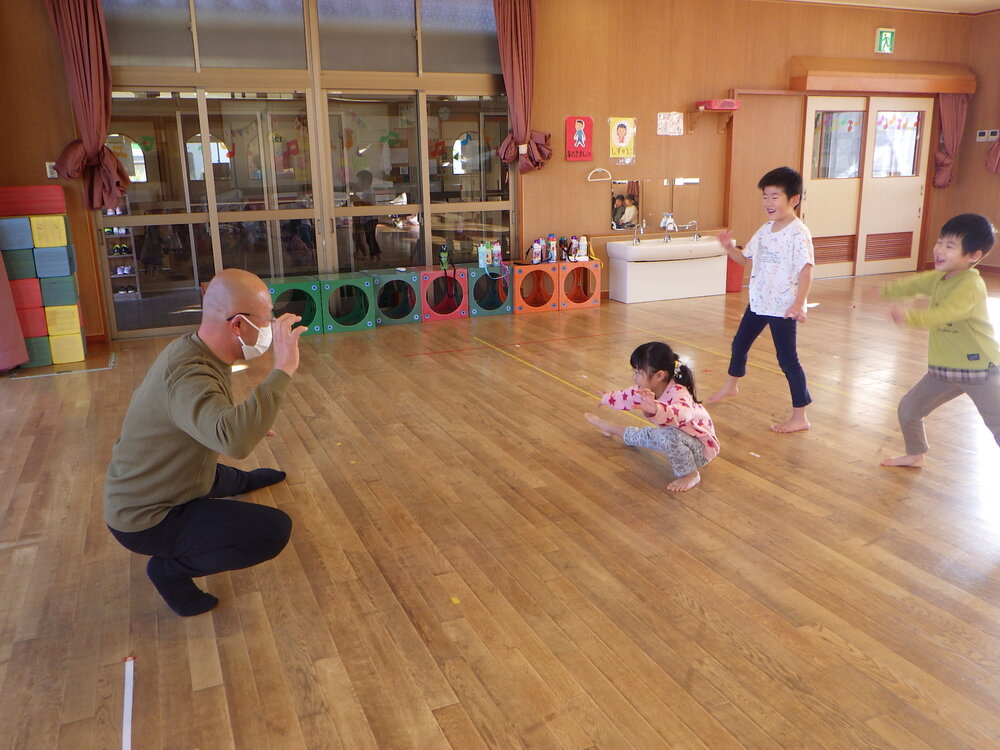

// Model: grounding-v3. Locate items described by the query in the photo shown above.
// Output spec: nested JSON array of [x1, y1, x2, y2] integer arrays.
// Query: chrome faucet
[[680, 220, 700, 241], [661, 213, 678, 241], [632, 219, 646, 245]]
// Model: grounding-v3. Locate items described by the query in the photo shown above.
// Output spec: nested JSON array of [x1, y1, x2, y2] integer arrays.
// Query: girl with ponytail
[[585, 341, 719, 492]]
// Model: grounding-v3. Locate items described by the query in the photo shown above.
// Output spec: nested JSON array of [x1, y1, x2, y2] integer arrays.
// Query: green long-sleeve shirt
[[104, 333, 290, 532], [881, 269, 999, 371]]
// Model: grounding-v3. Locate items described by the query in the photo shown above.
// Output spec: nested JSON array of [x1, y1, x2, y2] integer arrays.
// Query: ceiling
[[773, 0, 1000, 12]]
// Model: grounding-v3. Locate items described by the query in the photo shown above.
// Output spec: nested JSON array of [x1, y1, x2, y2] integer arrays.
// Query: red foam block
[[0, 185, 67, 217]]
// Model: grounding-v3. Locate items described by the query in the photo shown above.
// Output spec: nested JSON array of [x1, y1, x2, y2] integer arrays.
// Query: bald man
[[105, 269, 304, 616]]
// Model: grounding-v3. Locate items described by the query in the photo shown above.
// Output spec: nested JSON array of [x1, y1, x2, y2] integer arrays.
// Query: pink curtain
[[45, 0, 130, 210], [933, 93, 971, 188], [493, 0, 552, 173]]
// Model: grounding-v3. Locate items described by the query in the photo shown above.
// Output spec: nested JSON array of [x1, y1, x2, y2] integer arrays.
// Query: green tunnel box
[[463, 264, 514, 317], [362, 268, 422, 326], [262, 276, 324, 336], [317, 273, 377, 333]]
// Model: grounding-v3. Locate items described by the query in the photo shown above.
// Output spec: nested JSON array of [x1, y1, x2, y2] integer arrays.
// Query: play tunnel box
[[317, 273, 377, 332], [462, 264, 513, 317], [262, 276, 324, 336], [362, 268, 422, 326]]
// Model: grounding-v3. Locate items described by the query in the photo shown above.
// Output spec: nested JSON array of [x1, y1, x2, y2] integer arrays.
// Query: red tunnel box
[[415, 265, 469, 322], [512, 263, 559, 313], [558, 261, 601, 310]]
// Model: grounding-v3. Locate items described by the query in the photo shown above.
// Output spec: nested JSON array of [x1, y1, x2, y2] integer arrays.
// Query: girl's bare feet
[[771, 406, 810, 433], [707, 376, 740, 404], [584, 412, 624, 438], [667, 470, 701, 492], [881, 453, 925, 468]]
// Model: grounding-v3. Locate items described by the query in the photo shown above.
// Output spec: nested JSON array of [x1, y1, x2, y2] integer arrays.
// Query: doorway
[[802, 95, 934, 278]]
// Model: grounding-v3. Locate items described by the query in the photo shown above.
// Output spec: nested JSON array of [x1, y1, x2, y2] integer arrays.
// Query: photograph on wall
[[565, 116, 593, 161], [609, 117, 635, 163]]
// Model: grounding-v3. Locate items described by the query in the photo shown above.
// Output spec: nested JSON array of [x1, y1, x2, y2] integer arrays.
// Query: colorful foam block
[[2, 247, 36, 279], [23, 336, 52, 368], [32, 246, 72, 278], [44, 304, 81, 336], [16, 307, 48, 338], [9, 278, 42, 309], [0, 217, 34, 250], [30, 215, 68, 248], [39, 275, 78, 306], [0, 186, 66, 217], [49, 332, 86, 365]]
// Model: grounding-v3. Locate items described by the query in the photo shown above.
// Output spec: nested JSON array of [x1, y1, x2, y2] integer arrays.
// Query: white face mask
[[235, 315, 272, 360]]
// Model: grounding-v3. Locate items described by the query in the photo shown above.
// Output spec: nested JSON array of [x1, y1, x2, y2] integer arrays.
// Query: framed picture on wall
[[565, 116, 593, 161]]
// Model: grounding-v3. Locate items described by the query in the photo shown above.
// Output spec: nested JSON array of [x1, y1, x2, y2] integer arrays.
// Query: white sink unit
[[606, 237, 726, 303]]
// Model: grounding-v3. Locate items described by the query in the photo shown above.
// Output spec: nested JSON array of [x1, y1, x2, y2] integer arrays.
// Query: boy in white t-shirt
[[708, 167, 815, 433]]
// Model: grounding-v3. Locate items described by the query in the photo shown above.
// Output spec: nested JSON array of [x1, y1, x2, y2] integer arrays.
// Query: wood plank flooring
[[2, 273, 1000, 749]]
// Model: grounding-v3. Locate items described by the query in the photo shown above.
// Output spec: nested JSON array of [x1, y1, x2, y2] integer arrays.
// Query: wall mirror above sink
[[609, 179, 641, 230], [639, 178, 701, 235]]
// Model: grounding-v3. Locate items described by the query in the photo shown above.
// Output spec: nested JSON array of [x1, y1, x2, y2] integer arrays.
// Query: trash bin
[[725, 257, 744, 293]]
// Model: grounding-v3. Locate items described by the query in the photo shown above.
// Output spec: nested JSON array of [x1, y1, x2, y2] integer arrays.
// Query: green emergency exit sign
[[876, 28, 895, 54]]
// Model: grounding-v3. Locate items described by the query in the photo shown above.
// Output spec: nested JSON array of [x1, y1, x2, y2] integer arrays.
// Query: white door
[[801, 97, 867, 279], [854, 96, 934, 276]]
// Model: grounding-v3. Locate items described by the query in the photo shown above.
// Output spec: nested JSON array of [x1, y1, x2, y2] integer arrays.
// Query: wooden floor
[[3, 273, 1000, 749]]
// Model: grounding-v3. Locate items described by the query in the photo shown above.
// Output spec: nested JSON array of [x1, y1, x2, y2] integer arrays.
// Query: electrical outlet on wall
[[989, 130, 1000, 142], [45, 162, 58, 179], [976, 130, 988, 142]]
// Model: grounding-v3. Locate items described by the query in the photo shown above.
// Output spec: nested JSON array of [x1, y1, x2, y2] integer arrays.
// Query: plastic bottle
[[570, 236, 580, 261], [578, 235, 589, 261], [531, 239, 542, 264], [547, 234, 557, 263]]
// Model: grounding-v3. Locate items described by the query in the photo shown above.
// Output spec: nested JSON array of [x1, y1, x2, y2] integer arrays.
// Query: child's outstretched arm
[[717, 230, 748, 266], [599, 387, 645, 411]]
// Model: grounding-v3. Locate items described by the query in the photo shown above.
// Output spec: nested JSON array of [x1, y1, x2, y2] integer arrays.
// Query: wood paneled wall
[[523, 0, 980, 276], [1, 1, 995, 339], [0, 0, 107, 340]]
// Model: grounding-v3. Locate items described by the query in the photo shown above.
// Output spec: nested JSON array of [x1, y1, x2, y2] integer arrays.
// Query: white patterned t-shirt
[[742, 218, 815, 317]]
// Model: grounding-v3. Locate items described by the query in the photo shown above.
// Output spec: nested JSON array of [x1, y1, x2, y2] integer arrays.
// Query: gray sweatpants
[[897, 370, 1000, 455], [623, 425, 707, 477]]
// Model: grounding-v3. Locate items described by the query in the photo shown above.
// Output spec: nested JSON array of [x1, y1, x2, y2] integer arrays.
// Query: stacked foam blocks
[[0, 186, 85, 367]]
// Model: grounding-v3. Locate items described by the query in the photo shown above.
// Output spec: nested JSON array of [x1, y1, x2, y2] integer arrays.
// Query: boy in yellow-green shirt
[[881, 213, 999, 468]]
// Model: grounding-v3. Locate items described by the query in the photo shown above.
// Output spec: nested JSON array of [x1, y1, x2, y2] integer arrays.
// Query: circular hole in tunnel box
[[473, 273, 508, 311], [327, 284, 371, 326], [377, 279, 417, 320], [563, 266, 595, 304], [520, 269, 554, 307], [273, 288, 318, 329], [427, 274, 464, 314]]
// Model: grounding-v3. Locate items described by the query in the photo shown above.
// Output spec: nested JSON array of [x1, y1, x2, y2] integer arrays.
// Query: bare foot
[[771, 416, 810, 433], [881, 453, 925, 468], [707, 376, 740, 404], [771, 406, 810, 433], [667, 471, 701, 492], [584, 412, 624, 438]]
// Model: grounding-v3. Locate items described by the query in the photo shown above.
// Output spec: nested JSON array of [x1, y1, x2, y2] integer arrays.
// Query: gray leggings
[[897, 369, 1000, 455], [623, 425, 708, 477]]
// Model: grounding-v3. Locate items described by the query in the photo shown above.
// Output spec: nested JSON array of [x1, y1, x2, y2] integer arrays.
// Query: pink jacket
[[601, 383, 720, 461]]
